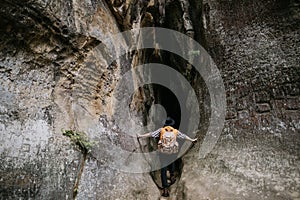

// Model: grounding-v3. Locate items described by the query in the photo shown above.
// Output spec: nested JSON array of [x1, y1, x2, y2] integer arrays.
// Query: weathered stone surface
[[256, 103, 271, 113], [176, 0, 300, 199], [0, 0, 299, 199], [0, 0, 155, 199]]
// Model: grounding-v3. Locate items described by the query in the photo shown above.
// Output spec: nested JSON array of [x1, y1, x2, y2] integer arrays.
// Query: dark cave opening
[[141, 47, 206, 131], [151, 84, 181, 129]]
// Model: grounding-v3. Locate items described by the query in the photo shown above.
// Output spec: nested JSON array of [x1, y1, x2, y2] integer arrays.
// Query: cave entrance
[[151, 84, 181, 129]]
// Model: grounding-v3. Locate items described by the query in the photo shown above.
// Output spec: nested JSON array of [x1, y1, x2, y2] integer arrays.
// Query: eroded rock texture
[[0, 0, 157, 199], [0, 0, 299, 199], [176, 0, 300, 200]]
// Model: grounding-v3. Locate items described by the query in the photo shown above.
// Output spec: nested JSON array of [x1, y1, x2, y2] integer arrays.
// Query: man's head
[[163, 117, 175, 127]]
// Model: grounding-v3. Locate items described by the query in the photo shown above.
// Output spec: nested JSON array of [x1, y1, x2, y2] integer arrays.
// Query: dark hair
[[163, 117, 175, 126]]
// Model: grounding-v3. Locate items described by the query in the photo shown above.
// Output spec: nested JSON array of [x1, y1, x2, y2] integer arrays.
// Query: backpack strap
[[159, 126, 178, 140]]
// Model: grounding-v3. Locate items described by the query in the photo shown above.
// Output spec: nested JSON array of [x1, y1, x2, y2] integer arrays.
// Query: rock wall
[[0, 0, 299, 199], [0, 0, 157, 199], [176, 0, 300, 200]]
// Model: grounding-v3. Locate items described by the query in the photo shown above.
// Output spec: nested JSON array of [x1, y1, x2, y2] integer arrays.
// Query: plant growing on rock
[[62, 129, 94, 154]]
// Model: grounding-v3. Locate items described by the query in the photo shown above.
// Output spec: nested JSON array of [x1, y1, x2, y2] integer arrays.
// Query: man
[[137, 117, 197, 197]]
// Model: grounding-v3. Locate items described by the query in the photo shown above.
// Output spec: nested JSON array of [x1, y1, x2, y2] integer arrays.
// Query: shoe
[[169, 176, 176, 185], [162, 188, 169, 197]]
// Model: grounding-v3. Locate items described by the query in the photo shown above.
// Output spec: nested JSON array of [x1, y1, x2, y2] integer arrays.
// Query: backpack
[[157, 126, 179, 154]]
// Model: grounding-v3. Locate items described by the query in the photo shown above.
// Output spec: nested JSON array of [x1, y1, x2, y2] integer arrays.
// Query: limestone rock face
[[0, 0, 299, 199], [174, 0, 300, 200], [0, 0, 157, 199]]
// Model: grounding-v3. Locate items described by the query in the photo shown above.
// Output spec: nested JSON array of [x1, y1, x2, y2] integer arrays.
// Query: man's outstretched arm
[[137, 132, 152, 138], [178, 131, 197, 142], [137, 128, 161, 139], [185, 135, 197, 142]]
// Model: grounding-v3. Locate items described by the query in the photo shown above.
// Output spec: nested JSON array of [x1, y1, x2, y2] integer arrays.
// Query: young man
[[137, 117, 197, 197]]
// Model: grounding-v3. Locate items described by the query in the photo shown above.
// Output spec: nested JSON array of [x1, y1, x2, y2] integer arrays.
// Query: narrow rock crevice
[[126, 1, 207, 196]]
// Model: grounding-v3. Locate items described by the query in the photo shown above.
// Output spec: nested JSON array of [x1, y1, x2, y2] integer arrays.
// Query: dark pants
[[159, 153, 177, 188]]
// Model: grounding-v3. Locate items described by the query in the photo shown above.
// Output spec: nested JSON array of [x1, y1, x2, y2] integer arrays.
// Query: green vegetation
[[62, 129, 94, 154]]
